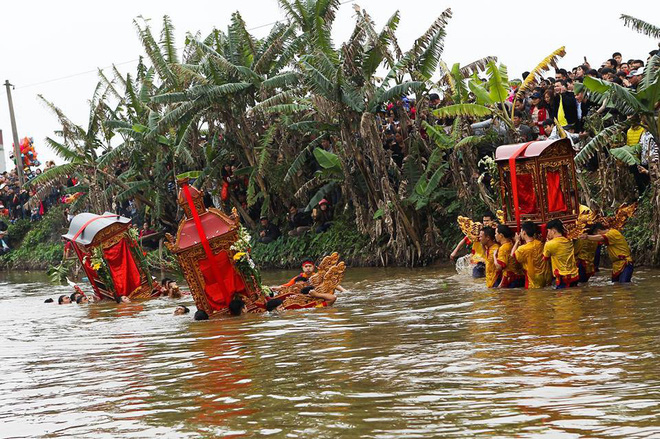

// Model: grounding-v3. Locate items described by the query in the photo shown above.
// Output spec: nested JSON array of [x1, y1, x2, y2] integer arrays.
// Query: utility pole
[[4, 80, 25, 186]]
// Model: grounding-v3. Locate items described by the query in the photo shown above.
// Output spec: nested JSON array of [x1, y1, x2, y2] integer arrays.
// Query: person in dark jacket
[[552, 80, 578, 126], [258, 216, 281, 243], [287, 203, 312, 236]]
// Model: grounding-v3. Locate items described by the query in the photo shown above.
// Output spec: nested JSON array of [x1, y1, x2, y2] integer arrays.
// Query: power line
[[4, 0, 356, 93]]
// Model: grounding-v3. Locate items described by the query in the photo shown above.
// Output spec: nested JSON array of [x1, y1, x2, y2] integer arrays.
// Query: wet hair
[[177, 305, 190, 314], [44, 298, 54, 303], [266, 298, 284, 312], [590, 222, 607, 233], [293, 275, 308, 283], [496, 224, 514, 239], [546, 219, 565, 235], [114, 295, 125, 304], [300, 286, 315, 295], [70, 292, 80, 302], [76, 295, 87, 304], [228, 298, 245, 316], [481, 226, 496, 241], [58, 295, 68, 305], [194, 309, 209, 321], [161, 278, 172, 287], [521, 221, 538, 237]]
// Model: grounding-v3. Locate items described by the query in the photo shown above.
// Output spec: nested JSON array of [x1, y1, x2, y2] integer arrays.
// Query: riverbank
[[0, 193, 655, 272]]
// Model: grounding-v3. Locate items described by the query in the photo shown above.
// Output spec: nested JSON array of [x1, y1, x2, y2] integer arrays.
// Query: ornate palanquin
[[165, 180, 249, 319], [63, 213, 153, 300], [166, 181, 347, 318], [495, 139, 580, 229]]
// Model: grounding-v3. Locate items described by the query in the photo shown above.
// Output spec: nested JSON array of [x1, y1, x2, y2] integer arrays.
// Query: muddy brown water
[[1, 267, 660, 438]]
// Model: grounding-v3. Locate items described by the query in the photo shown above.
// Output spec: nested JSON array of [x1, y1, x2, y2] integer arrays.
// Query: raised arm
[[450, 236, 469, 261]]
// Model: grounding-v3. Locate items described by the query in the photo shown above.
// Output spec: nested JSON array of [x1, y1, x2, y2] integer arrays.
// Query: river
[[1, 267, 660, 438]]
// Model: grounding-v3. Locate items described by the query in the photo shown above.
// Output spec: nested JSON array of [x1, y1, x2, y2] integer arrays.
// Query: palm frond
[[260, 71, 301, 93], [251, 90, 299, 114], [264, 103, 311, 114], [516, 46, 566, 97], [43, 137, 83, 162], [610, 144, 641, 165], [486, 61, 509, 103], [620, 14, 660, 39], [422, 121, 453, 149], [133, 17, 178, 86], [160, 15, 179, 64], [24, 163, 79, 189], [575, 122, 627, 166], [371, 81, 424, 112], [433, 104, 492, 119], [115, 180, 153, 204]]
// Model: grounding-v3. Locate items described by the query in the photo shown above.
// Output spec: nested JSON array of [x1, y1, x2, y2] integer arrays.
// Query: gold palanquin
[[63, 213, 153, 300], [165, 182, 251, 318], [495, 138, 580, 228]]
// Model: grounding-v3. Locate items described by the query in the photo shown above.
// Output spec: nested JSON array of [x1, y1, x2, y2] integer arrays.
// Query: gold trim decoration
[[457, 216, 482, 242]]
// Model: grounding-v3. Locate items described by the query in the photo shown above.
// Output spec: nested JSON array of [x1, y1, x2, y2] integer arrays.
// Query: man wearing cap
[[258, 216, 281, 244], [626, 67, 644, 90]]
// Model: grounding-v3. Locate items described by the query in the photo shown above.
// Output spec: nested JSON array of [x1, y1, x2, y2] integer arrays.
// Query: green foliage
[[251, 216, 374, 268], [0, 206, 67, 270], [3, 219, 32, 247], [610, 144, 641, 165], [47, 260, 72, 285], [624, 190, 654, 263]]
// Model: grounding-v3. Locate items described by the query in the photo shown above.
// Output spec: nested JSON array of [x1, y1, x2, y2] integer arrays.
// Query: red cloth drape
[[103, 238, 142, 297], [546, 170, 567, 213], [516, 173, 537, 214], [198, 251, 247, 311]]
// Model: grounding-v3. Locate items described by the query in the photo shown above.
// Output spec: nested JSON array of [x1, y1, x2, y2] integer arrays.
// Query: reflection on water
[[1, 267, 660, 438]]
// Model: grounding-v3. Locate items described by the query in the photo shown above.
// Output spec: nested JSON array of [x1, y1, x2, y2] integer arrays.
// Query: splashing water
[[455, 253, 474, 276]]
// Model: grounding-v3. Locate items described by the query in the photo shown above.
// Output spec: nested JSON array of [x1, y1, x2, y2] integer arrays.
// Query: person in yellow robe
[[543, 219, 579, 288], [479, 226, 501, 288], [512, 221, 551, 289], [450, 212, 495, 279], [494, 224, 524, 288], [574, 238, 599, 283], [580, 223, 633, 283]]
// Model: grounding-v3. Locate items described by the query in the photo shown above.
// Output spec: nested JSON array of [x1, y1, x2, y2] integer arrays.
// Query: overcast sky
[[1, 0, 658, 169]]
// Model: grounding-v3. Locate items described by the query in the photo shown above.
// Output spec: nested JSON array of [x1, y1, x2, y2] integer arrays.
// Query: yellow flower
[[92, 263, 102, 271], [233, 252, 246, 261]]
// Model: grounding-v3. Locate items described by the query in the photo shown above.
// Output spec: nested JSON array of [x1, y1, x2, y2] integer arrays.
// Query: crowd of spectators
[[255, 48, 660, 244]]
